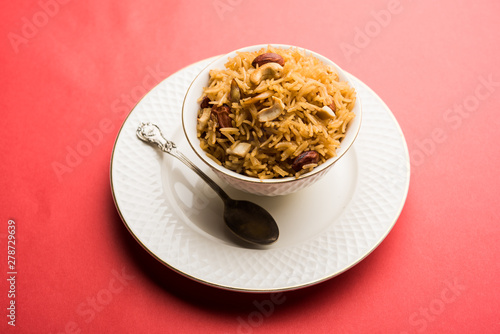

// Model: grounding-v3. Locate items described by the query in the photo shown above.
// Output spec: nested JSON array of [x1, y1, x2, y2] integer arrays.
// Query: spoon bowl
[[136, 122, 279, 246], [224, 199, 279, 245]]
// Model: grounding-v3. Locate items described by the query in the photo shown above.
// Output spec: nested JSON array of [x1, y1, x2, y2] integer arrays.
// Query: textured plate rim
[[110, 57, 410, 293]]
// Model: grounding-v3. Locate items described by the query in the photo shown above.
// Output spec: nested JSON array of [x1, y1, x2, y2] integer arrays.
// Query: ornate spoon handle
[[136, 122, 229, 201]]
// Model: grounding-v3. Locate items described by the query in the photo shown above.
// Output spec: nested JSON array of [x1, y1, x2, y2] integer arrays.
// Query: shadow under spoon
[[136, 122, 279, 246]]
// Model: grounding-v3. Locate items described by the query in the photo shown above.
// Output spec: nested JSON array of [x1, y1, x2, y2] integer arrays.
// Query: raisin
[[200, 96, 211, 109], [211, 104, 232, 128], [291, 151, 320, 172]]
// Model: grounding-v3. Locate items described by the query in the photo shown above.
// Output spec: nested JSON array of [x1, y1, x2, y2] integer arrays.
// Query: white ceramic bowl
[[182, 44, 362, 196]]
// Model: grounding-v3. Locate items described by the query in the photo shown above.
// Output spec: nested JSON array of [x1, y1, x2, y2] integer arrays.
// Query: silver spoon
[[136, 122, 279, 246]]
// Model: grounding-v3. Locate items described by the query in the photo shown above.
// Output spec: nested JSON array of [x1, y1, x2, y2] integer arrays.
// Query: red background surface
[[1, 0, 499, 333]]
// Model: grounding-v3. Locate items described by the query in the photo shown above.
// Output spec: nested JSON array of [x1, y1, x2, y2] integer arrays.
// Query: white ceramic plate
[[110, 57, 410, 292]]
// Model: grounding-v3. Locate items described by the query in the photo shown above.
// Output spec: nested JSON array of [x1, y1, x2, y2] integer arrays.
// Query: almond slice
[[227, 142, 252, 157]]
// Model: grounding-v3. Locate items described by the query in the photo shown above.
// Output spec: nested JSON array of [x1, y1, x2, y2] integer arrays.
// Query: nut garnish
[[241, 91, 274, 105], [230, 79, 241, 103], [317, 104, 336, 120], [252, 52, 285, 68], [328, 102, 336, 113], [250, 62, 283, 86], [227, 142, 252, 157], [257, 96, 285, 122], [197, 108, 212, 131]]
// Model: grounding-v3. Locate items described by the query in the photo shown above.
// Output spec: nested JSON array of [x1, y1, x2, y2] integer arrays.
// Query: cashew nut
[[250, 62, 283, 86], [257, 96, 285, 122]]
